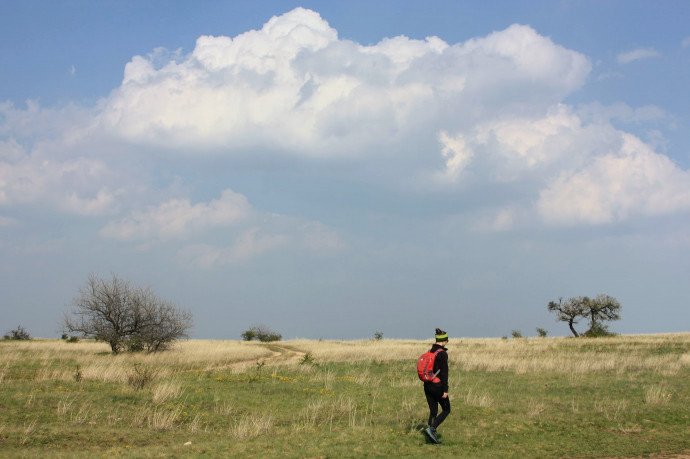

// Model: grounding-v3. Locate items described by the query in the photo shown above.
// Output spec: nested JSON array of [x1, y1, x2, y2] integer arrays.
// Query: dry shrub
[[57, 394, 76, 416], [645, 384, 672, 405], [132, 405, 181, 431], [229, 415, 274, 440], [594, 398, 627, 421], [397, 396, 426, 431], [187, 413, 203, 433], [0, 363, 8, 383], [151, 380, 183, 404], [106, 408, 123, 426], [617, 423, 643, 434], [298, 396, 355, 429], [70, 400, 95, 425], [213, 400, 234, 416], [464, 388, 493, 408], [680, 352, 690, 368], [527, 399, 546, 417], [19, 419, 37, 446], [127, 364, 158, 390]]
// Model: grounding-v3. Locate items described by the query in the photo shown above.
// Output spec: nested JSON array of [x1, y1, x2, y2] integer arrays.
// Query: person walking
[[423, 328, 451, 444]]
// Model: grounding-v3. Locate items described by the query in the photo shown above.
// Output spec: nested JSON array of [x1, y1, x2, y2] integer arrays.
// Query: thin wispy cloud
[[617, 47, 660, 64]]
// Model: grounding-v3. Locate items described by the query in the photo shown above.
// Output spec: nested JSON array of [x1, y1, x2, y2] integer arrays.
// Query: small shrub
[[74, 365, 83, 382], [645, 384, 672, 405], [67, 336, 80, 343], [511, 330, 523, 339], [258, 332, 282, 342], [4, 325, 31, 340], [536, 328, 548, 338], [127, 364, 157, 390], [584, 323, 617, 338], [242, 325, 282, 342], [373, 331, 383, 341], [61, 334, 69, 340], [151, 381, 183, 404], [300, 353, 315, 365], [249, 361, 266, 381]]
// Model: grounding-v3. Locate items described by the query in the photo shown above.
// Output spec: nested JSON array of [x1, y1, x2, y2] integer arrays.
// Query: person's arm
[[439, 351, 449, 394]]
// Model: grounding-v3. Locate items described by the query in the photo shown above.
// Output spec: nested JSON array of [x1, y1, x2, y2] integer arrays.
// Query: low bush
[[241, 325, 282, 342], [4, 325, 31, 341]]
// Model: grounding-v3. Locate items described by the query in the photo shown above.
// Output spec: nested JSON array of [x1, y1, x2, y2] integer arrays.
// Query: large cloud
[[443, 103, 690, 228], [2, 7, 689, 234], [97, 8, 590, 156]]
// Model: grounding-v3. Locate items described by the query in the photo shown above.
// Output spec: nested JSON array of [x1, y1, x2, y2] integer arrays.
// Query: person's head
[[435, 328, 448, 346]]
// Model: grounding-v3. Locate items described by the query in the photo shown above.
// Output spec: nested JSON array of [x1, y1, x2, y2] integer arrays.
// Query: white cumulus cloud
[[538, 134, 690, 225], [2, 8, 688, 235], [96, 9, 590, 158]]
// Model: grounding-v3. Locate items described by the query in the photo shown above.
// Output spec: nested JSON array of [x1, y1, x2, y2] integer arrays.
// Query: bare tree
[[132, 296, 193, 352], [63, 274, 192, 353]]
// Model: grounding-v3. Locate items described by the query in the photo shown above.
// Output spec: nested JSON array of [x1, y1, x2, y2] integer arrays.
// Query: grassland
[[1, 334, 689, 458]]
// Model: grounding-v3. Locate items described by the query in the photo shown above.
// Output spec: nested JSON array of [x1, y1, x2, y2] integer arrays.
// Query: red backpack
[[417, 348, 442, 383]]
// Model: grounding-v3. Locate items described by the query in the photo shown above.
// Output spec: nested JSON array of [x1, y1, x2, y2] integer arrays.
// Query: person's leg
[[423, 386, 443, 443], [433, 396, 451, 428], [424, 385, 439, 427]]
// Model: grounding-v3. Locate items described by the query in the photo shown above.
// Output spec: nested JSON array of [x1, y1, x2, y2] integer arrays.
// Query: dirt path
[[215, 343, 307, 371]]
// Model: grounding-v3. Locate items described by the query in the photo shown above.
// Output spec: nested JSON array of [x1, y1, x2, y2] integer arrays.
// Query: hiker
[[422, 328, 450, 444]]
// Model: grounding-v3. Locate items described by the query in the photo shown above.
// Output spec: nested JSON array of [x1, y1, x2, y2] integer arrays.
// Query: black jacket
[[425, 343, 449, 393]]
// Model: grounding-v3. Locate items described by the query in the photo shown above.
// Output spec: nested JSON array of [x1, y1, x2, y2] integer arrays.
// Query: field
[[1, 334, 689, 458]]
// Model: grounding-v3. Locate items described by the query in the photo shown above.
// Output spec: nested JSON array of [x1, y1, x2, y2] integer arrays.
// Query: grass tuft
[[229, 415, 274, 440], [645, 384, 672, 405], [151, 380, 183, 404]]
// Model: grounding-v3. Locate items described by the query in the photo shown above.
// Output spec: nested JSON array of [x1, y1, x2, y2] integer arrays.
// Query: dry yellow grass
[[229, 414, 275, 440], [286, 334, 689, 375], [151, 380, 183, 404], [0, 339, 274, 384], [1, 333, 688, 381]]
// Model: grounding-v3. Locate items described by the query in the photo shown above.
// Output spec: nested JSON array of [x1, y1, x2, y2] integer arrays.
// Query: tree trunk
[[568, 319, 579, 337]]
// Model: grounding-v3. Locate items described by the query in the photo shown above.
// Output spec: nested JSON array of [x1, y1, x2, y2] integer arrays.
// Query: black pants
[[424, 384, 451, 428]]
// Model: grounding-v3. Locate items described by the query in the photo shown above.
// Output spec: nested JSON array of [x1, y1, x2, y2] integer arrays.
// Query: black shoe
[[424, 426, 442, 444]]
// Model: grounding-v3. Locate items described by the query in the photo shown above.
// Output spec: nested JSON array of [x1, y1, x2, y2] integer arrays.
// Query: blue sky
[[1, 1, 689, 340]]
